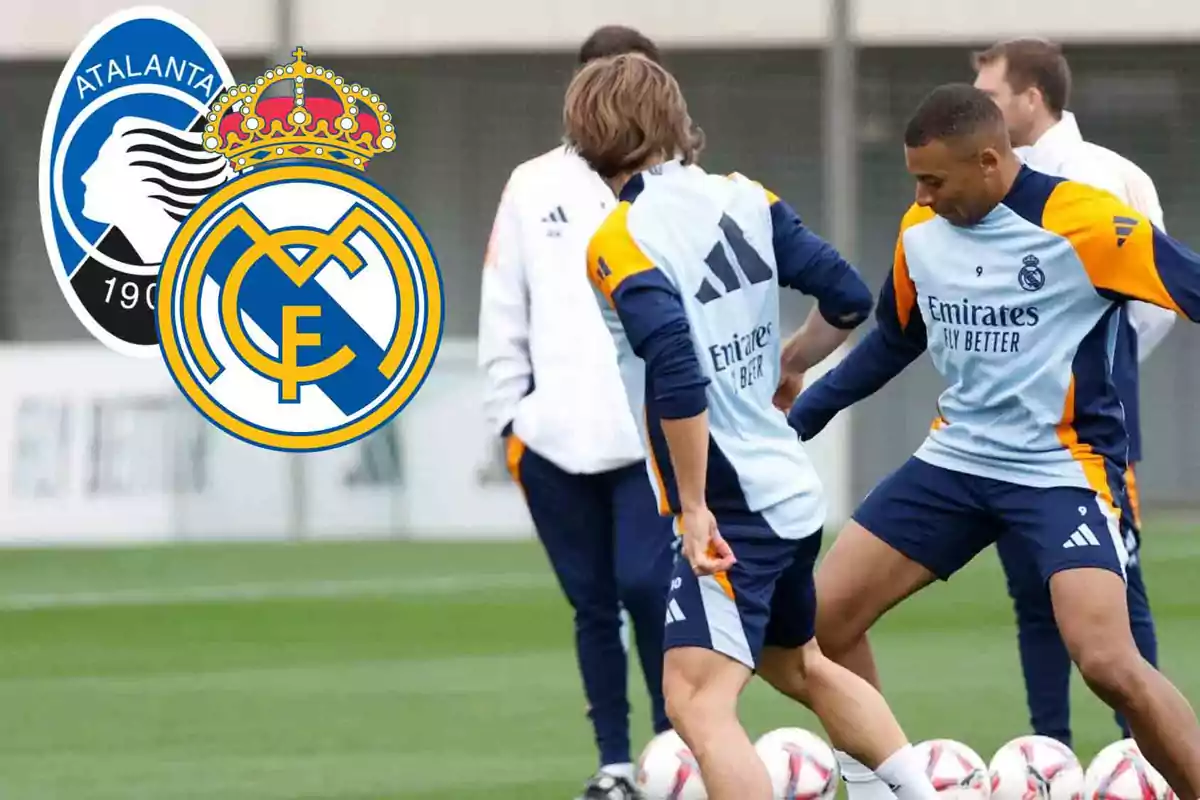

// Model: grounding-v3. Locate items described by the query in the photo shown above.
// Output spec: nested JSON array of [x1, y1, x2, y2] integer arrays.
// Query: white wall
[[855, 0, 1200, 45], [5, 0, 1199, 58], [6, 0, 276, 57]]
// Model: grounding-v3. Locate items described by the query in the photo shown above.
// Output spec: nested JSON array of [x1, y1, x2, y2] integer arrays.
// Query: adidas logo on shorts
[[1062, 523, 1101, 549]]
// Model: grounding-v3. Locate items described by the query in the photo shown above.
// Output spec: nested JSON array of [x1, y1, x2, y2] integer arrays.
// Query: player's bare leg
[[760, 640, 940, 800], [662, 646, 771, 800], [1051, 567, 1200, 799], [814, 520, 936, 677], [811, 520, 938, 800], [833, 632, 884, 689]]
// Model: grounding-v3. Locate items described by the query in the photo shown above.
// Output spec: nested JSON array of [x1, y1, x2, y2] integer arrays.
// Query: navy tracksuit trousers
[[511, 440, 676, 767]]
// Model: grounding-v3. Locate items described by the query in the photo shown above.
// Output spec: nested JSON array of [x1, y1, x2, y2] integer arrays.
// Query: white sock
[[601, 762, 635, 783], [836, 750, 898, 800], [873, 744, 939, 800]]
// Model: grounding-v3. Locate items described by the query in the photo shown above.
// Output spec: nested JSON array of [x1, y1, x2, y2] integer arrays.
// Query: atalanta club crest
[[42, 11, 443, 452], [39, 6, 236, 357]]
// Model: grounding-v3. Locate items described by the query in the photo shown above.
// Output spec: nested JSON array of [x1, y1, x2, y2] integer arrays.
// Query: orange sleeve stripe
[[587, 202, 657, 307], [1042, 181, 1182, 314], [893, 204, 935, 329], [893, 243, 917, 330]]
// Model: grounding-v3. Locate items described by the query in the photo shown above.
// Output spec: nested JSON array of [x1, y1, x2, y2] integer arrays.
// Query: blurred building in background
[[0, 0, 1197, 544]]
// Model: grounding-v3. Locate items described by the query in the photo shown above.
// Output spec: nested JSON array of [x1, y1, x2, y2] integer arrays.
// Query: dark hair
[[971, 38, 1071, 117], [578, 25, 661, 65], [903, 83, 1008, 149]]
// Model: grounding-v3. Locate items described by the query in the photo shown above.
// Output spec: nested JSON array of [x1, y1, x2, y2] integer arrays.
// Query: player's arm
[[786, 214, 929, 441], [768, 193, 874, 378], [1047, 184, 1200, 323], [586, 212, 711, 510], [1056, 152, 1177, 361], [477, 179, 532, 439], [587, 213, 733, 572], [1120, 171, 1176, 361]]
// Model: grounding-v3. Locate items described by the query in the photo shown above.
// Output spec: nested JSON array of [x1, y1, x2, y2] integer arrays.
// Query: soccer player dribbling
[[787, 83, 1200, 800], [972, 37, 1167, 750]]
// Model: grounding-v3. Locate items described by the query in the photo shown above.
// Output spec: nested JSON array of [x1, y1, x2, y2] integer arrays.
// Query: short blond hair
[[563, 52, 704, 179]]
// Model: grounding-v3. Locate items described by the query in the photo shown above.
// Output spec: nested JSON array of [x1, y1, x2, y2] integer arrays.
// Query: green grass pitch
[[0, 527, 1197, 799]]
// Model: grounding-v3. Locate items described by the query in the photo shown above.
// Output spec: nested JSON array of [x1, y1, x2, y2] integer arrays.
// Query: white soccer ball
[[989, 735, 1084, 800], [1084, 739, 1175, 800], [754, 727, 840, 800], [636, 730, 707, 800], [916, 739, 992, 800]]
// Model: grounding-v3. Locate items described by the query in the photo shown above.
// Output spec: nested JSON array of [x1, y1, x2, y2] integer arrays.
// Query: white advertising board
[[0, 339, 849, 546], [0, 340, 530, 545]]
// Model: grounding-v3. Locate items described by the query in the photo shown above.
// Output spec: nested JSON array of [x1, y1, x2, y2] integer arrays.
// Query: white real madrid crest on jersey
[[157, 48, 444, 452]]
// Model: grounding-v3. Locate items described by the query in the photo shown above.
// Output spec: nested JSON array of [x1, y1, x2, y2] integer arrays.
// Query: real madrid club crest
[[40, 6, 236, 357], [1018, 253, 1045, 292], [156, 48, 444, 452]]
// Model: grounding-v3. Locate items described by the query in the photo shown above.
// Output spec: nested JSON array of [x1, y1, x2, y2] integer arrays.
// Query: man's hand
[[680, 506, 735, 576], [773, 371, 805, 412], [779, 306, 852, 390]]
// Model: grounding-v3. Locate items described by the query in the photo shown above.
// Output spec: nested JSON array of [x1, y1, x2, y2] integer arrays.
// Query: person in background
[[972, 37, 1166, 749], [477, 25, 677, 800]]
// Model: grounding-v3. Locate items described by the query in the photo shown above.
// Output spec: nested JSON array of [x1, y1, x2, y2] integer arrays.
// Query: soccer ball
[[754, 727, 840, 800], [1084, 739, 1175, 800], [916, 739, 992, 800], [635, 730, 707, 800], [989, 735, 1084, 800]]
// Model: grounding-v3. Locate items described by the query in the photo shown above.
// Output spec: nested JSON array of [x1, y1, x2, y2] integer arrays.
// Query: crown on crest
[[201, 47, 395, 172], [1022, 253, 1040, 268]]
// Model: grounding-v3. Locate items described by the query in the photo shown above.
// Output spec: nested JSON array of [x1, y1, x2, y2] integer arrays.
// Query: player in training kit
[[972, 37, 1169, 749], [787, 83, 1200, 800], [564, 52, 942, 800], [478, 27, 677, 800]]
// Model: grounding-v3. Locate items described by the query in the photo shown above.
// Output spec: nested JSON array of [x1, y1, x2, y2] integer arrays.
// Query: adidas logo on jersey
[[1114, 215, 1138, 248], [1062, 523, 1101, 549], [542, 205, 568, 237], [665, 598, 687, 624], [695, 214, 774, 304]]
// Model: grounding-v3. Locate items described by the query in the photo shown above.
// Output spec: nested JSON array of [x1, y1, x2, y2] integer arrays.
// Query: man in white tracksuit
[[973, 36, 1171, 749], [477, 26, 676, 800]]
